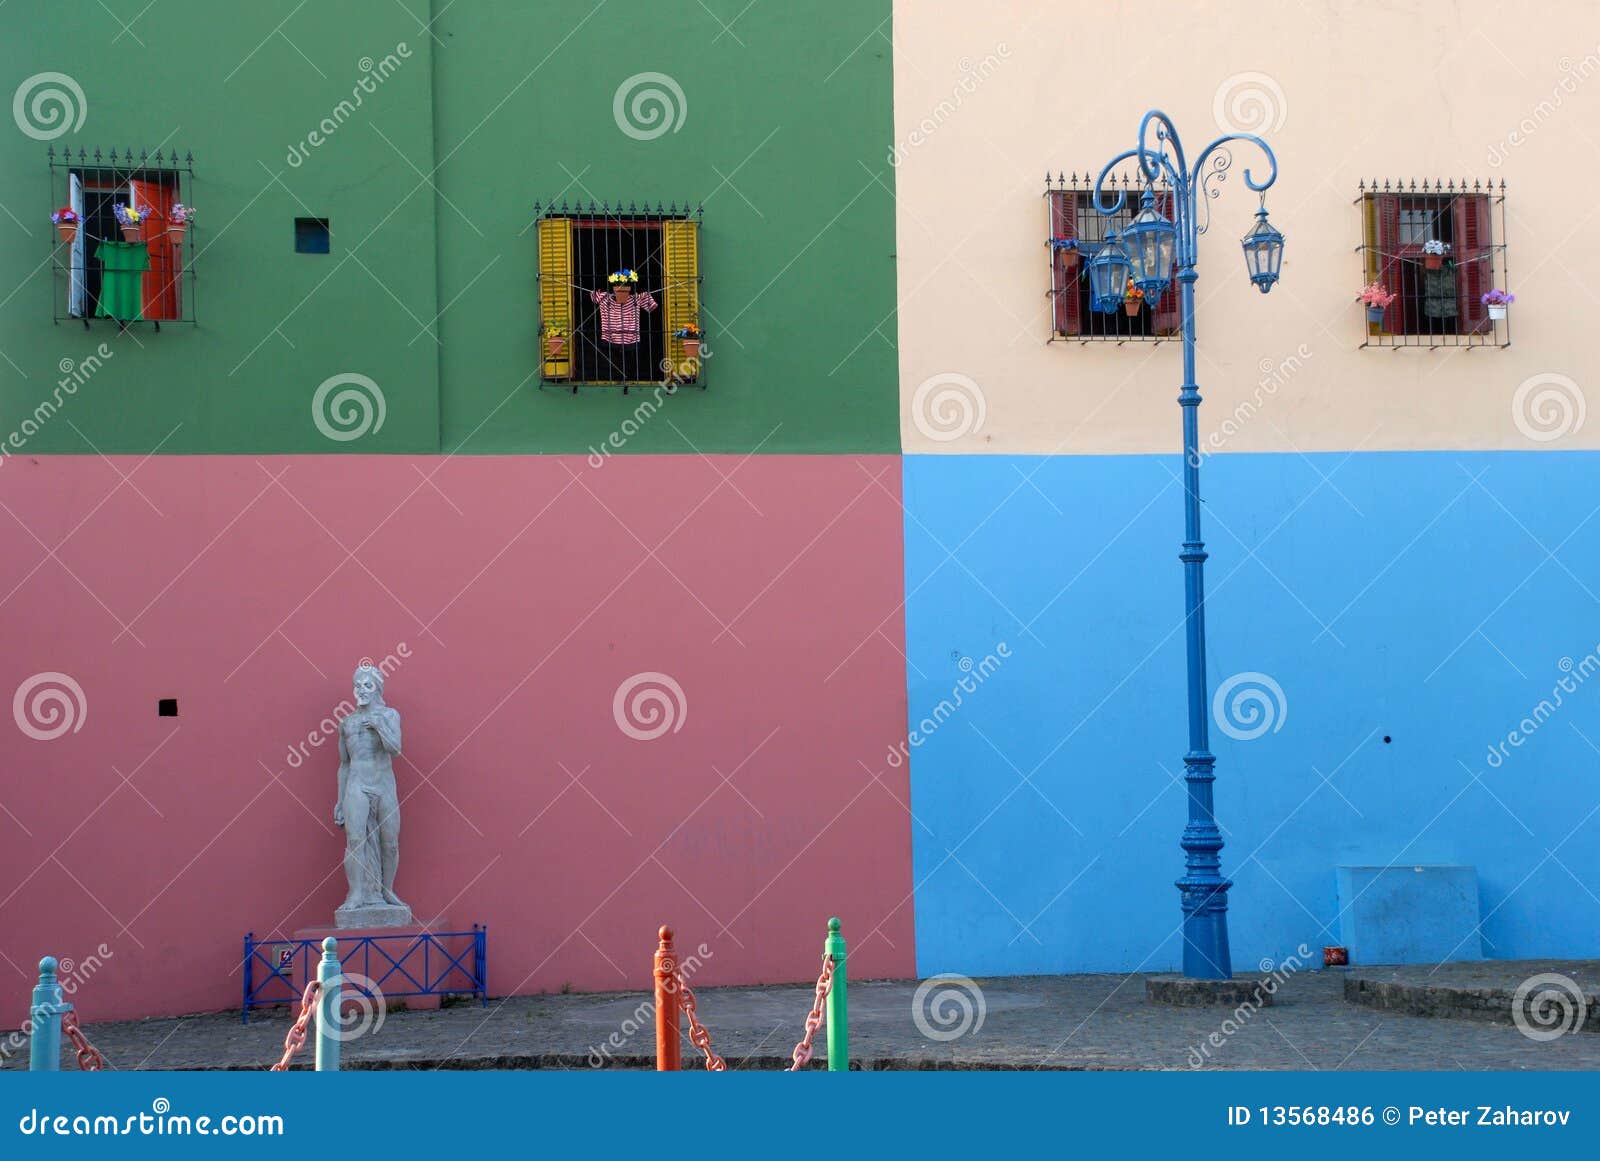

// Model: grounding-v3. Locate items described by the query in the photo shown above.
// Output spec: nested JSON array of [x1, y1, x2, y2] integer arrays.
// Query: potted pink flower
[[166, 203, 194, 244], [1359, 281, 1396, 324], [1481, 288, 1513, 321]]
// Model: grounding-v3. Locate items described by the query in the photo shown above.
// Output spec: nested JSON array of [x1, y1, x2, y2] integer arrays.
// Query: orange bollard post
[[653, 925, 681, 1071]]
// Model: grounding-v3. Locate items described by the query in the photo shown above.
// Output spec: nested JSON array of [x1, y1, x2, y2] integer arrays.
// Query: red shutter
[[1151, 189, 1182, 335], [133, 178, 179, 321], [1453, 194, 1492, 334], [1050, 189, 1081, 336], [1374, 193, 1403, 333]]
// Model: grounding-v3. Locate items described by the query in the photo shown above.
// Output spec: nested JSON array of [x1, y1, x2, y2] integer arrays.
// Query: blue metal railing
[[243, 926, 486, 1022]]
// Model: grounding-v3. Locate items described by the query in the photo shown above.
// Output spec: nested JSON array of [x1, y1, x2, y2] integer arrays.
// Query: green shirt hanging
[[94, 240, 148, 321]]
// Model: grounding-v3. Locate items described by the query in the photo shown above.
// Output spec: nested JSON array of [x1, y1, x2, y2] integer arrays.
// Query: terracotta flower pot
[[167, 222, 187, 245], [1365, 304, 1386, 324], [681, 338, 700, 359], [1061, 250, 1078, 270], [55, 222, 78, 245], [545, 336, 567, 357], [119, 224, 142, 243], [1424, 253, 1442, 270], [1123, 299, 1141, 317]]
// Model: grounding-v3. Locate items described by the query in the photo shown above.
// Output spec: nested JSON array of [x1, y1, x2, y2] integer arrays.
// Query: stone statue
[[333, 664, 412, 927]]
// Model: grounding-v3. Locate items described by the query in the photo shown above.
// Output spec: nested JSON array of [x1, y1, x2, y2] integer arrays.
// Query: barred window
[[49, 147, 195, 328], [534, 200, 704, 391], [1358, 179, 1509, 349], [1046, 172, 1184, 344]]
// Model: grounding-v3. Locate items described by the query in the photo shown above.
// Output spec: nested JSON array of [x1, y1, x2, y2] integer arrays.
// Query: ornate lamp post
[[1091, 111, 1282, 980]]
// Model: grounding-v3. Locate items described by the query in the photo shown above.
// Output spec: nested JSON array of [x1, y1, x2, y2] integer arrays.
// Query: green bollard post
[[314, 937, 341, 1072], [825, 917, 847, 1072], [29, 957, 70, 1072]]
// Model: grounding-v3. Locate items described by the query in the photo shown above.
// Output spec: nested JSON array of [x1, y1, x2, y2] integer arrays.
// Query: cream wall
[[893, 0, 1600, 454]]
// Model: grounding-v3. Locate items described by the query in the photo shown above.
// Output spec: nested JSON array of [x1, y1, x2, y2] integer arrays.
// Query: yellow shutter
[[538, 217, 573, 379], [662, 219, 700, 376]]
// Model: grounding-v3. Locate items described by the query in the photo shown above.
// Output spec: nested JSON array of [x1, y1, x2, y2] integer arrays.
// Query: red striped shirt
[[589, 288, 658, 344]]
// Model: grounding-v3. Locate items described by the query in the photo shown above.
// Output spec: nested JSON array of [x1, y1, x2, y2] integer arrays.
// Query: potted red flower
[[51, 206, 79, 245]]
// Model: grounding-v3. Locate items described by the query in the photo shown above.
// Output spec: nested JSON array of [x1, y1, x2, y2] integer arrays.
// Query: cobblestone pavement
[[8, 967, 1599, 1071]]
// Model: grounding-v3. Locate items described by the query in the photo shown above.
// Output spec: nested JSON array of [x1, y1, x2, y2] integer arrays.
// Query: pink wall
[[0, 454, 914, 1024]]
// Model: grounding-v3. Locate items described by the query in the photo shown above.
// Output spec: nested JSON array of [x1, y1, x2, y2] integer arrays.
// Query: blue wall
[[903, 451, 1600, 975]]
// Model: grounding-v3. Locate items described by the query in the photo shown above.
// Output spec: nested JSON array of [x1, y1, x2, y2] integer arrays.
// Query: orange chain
[[672, 970, 726, 1072], [60, 1011, 106, 1071], [269, 981, 322, 1072], [788, 953, 837, 1070]]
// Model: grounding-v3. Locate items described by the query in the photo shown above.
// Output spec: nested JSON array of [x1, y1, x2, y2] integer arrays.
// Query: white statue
[[333, 664, 412, 927]]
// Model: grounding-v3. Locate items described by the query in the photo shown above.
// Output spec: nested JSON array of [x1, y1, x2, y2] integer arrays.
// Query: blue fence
[[243, 926, 487, 1022]]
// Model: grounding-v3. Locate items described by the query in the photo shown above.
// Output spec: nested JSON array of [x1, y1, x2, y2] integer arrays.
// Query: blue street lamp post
[[1090, 111, 1283, 979]]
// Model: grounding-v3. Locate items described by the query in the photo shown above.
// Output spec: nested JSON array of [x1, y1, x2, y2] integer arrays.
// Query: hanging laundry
[[95, 240, 149, 321]]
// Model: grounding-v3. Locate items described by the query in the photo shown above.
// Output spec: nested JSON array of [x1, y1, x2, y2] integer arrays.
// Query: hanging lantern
[[1087, 230, 1133, 313], [1122, 190, 1177, 300], [1240, 207, 1285, 293]]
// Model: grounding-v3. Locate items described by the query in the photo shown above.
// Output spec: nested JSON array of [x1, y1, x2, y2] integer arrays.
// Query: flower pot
[[545, 336, 567, 357], [54, 222, 78, 245], [1424, 253, 1442, 270], [119, 224, 142, 243], [1060, 250, 1078, 271], [681, 338, 700, 359], [166, 222, 187, 245], [1488, 304, 1507, 321], [1123, 300, 1141, 317], [1365, 304, 1387, 324]]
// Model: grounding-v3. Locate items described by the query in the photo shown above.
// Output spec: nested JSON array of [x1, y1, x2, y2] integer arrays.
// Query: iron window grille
[[48, 146, 196, 330], [534, 199, 704, 393], [1356, 178, 1509, 350], [1046, 171, 1184, 345]]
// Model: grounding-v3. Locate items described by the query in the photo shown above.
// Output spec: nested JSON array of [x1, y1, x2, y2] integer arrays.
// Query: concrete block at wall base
[[1335, 865, 1482, 966]]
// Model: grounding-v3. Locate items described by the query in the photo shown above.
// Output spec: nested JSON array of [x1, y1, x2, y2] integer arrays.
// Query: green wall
[[0, 0, 898, 455]]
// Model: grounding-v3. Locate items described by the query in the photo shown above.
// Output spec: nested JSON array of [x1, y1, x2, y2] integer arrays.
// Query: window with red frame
[[1047, 172, 1184, 344], [1358, 179, 1508, 349]]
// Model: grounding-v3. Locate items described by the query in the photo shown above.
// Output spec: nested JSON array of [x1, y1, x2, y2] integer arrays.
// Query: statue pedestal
[[293, 917, 463, 1012], [333, 902, 413, 929]]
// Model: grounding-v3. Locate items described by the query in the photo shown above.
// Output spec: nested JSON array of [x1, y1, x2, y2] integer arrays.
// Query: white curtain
[[68, 173, 85, 317]]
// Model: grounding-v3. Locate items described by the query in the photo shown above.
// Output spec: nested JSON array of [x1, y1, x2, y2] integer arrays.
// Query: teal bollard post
[[825, 917, 847, 1071], [29, 957, 70, 1072], [314, 937, 341, 1072]]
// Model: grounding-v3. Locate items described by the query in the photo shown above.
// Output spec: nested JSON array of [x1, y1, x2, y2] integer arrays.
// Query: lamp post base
[[1146, 973, 1277, 1008], [1180, 900, 1234, 980]]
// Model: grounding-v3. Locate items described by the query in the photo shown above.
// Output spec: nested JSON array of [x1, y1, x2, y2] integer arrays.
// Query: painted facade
[[2, 1, 1597, 1025]]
